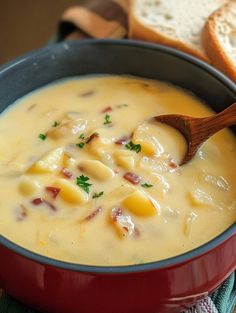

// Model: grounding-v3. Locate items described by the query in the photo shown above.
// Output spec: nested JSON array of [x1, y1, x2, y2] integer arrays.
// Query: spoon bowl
[[153, 102, 236, 165]]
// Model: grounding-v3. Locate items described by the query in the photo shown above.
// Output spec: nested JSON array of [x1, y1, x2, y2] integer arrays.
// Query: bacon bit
[[45, 186, 60, 199], [114, 136, 130, 145], [168, 159, 177, 169], [61, 167, 73, 179], [83, 206, 102, 222], [86, 132, 99, 143], [80, 90, 94, 97], [17, 204, 28, 221], [123, 172, 142, 185], [31, 198, 57, 211], [32, 198, 43, 205], [101, 106, 112, 113]]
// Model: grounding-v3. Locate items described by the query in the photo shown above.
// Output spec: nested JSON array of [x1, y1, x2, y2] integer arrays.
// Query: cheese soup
[[0, 76, 235, 265]]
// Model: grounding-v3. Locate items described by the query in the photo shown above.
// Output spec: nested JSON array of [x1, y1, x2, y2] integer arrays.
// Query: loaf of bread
[[203, 0, 236, 82], [129, 0, 227, 62]]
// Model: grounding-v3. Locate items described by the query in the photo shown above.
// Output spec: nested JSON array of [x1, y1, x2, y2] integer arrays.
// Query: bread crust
[[203, 0, 236, 82], [128, 0, 210, 63]]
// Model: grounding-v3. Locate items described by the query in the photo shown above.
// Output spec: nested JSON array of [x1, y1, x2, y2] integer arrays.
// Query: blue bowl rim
[[0, 39, 235, 274]]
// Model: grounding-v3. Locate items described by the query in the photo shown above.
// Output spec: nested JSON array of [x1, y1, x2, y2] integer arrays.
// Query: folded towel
[[58, 0, 128, 41]]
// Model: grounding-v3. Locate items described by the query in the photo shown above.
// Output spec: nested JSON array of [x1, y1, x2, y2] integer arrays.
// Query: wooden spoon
[[153, 102, 236, 165]]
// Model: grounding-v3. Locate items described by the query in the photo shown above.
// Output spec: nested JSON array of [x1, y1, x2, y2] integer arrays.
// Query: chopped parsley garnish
[[38, 133, 47, 141], [76, 175, 92, 193], [141, 183, 153, 188], [104, 114, 112, 125], [92, 191, 104, 199], [125, 141, 141, 153], [52, 121, 60, 127], [76, 142, 85, 149], [76, 133, 86, 148]]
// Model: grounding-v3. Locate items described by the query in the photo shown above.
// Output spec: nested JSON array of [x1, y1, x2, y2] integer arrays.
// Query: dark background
[[0, 0, 80, 65]]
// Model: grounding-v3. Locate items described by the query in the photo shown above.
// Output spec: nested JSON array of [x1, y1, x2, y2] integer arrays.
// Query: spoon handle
[[193, 102, 236, 141]]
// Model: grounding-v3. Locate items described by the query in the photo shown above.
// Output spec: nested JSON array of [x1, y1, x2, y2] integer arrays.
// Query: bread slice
[[129, 0, 228, 63], [203, 0, 236, 82]]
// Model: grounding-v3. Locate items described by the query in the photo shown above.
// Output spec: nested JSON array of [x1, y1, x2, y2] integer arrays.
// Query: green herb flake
[[76, 142, 85, 149], [79, 133, 85, 140], [38, 133, 47, 141], [141, 183, 153, 188], [76, 175, 92, 194], [125, 141, 141, 153], [104, 114, 112, 125], [52, 121, 60, 127], [92, 191, 104, 199]]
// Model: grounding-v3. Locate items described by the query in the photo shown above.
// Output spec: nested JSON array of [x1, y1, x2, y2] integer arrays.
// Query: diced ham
[[83, 206, 102, 221], [86, 132, 99, 143], [101, 106, 112, 113], [123, 172, 141, 185], [32, 198, 43, 205], [45, 186, 60, 199], [31, 198, 57, 211], [61, 167, 73, 179]]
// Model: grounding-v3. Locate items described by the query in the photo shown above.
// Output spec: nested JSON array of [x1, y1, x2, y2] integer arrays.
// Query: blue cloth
[[211, 272, 236, 313]]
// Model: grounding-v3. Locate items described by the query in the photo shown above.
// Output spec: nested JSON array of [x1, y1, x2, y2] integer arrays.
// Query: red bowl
[[0, 40, 235, 313]]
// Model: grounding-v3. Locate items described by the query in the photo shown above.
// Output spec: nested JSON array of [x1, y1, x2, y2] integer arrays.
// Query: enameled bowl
[[0, 40, 235, 313]]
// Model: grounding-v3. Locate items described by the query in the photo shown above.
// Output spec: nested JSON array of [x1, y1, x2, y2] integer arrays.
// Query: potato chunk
[[137, 141, 156, 156], [188, 189, 213, 206], [132, 123, 158, 156], [63, 153, 76, 168], [29, 148, 64, 174], [122, 190, 158, 217], [87, 132, 112, 158], [199, 172, 229, 191], [18, 176, 41, 196], [55, 178, 88, 204], [79, 160, 114, 181], [113, 150, 135, 170], [48, 119, 87, 139], [107, 184, 136, 201]]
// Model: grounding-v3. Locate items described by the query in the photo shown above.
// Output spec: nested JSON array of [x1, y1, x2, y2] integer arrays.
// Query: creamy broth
[[0, 76, 235, 266]]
